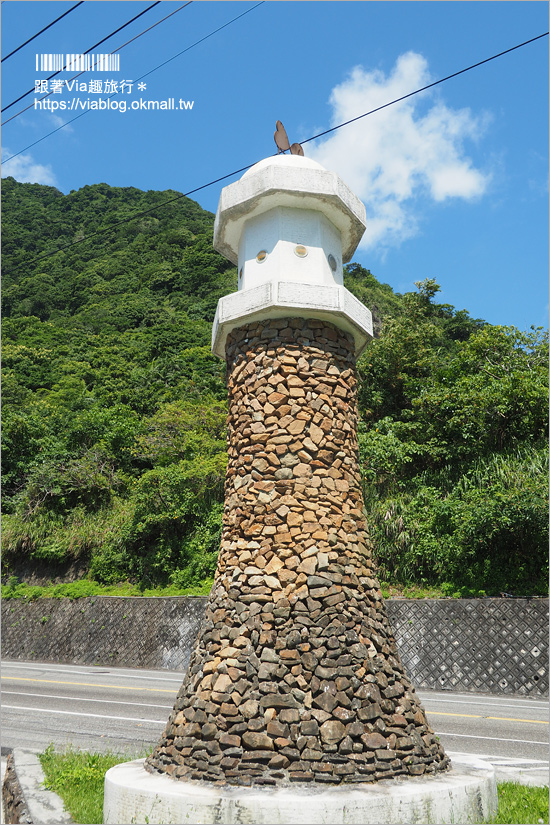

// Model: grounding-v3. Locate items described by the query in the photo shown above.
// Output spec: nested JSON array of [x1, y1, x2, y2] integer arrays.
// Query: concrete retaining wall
[[2, 752, 30, 825], [1, 597, 547, 696]]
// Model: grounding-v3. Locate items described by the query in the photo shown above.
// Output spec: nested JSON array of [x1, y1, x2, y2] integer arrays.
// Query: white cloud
[[1, 148, 58, 186], [307, 52, 491, 252], [49, 114, 73, 133]]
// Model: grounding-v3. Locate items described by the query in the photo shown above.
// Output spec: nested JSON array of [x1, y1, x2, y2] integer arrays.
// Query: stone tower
[[145, 154, 450, 788]]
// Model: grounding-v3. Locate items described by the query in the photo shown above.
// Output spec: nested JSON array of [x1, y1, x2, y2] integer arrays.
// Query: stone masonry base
[[104, 754, 497, 825]]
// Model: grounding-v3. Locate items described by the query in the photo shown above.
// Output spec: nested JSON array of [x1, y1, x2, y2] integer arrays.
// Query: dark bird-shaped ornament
[[274, 120, 304, 156]]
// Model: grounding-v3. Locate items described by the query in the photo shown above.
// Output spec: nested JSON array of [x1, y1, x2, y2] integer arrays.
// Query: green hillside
[[2, 177, 547, 596]]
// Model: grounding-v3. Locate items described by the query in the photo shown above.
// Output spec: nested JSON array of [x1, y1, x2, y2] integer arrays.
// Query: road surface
[[2, 660, 547, 783]]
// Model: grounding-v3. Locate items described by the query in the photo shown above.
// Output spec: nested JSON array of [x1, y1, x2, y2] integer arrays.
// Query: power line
[[1, 2, 264, 154], [1, 2, 160, 113], [127, 0, 264, 85], [6, 29, 548, 274], [13, 164, 257, 270], [301, 31, 549, 147], [2, 2, 193, 127], [2, 1, 84, 63]]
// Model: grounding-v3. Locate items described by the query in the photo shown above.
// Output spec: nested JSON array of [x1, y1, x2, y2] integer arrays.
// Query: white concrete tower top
[[211, 153, 373, 358]]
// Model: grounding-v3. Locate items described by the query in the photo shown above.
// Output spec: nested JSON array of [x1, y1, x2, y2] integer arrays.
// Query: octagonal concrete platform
[[104, 755, 497, 824]]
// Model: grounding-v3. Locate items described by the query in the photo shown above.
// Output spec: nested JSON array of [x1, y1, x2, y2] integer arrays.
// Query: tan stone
[[293, 463, 311, 477], [287, 419, 307, 435], [268, 392, 287, 406], [302, 522, 318, 533], [265, 556, 284, 574], [334, 479, 350, 492], [297, 557, 317, 575], [302, 437, 319, 453], [278, 568, 297, 583], [250, 433, 270, 444], [287, 375, 304, 387], [309, 423, 324, 444], [203, 657, 221, 674], [219, 646, 239, 659], [213, 673, 232, 693], [293, 584, 309, 600]]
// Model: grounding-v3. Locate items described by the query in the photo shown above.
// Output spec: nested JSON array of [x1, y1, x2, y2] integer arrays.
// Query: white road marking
[[438, 731, 548, 746], [421, 695, 549, 712], [2, 705, 166, 725], [1, 690, 172, 709], [1, 661, 182, 683], [448, 750, 549, 765]]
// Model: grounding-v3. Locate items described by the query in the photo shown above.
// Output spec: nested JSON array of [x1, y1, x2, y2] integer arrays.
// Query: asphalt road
[[2, 660, 548, 781]]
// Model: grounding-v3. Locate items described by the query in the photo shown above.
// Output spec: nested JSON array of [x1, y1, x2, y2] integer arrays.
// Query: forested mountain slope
[[2, 177, 547, 596]]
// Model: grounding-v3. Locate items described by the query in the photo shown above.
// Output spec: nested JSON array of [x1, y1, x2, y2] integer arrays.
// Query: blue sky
[[1, 1, 548, 330]]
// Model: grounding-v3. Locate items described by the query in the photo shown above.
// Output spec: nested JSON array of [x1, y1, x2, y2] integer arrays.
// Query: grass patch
[[1, 577, 214, 601], [379, 580, 450, 600], [39, 744, 147, 825], [39, 746, 549, 825], [1, 578, 450, 601], [484, 782, 549, 824]]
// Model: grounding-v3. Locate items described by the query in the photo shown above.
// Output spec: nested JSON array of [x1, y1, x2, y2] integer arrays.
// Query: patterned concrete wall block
[[1, 598, 546, 695], [0, 597, 207, 672], [387, 598, 549, 696], [146, 319, 450, 787]]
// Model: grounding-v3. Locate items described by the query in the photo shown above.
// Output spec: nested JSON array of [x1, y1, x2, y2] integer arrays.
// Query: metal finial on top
[[274, 120, 304, 156]]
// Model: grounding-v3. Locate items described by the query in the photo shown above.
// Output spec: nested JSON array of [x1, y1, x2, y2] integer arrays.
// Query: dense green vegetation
[[2, 177, 547, 596]]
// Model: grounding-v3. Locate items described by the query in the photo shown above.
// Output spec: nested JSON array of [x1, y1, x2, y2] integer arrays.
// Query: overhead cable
[[301, 31, 549, 147], [14, 163, 257, 270], [1, 1, 160, 113], [2, 1, 84, 63], [7, 29, 549, 273], [2, 2, 192, 127], [1, 1, 264, 148]]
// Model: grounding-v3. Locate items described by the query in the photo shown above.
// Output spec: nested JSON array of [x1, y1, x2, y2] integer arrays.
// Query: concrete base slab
[[104, 755, 497, 824]]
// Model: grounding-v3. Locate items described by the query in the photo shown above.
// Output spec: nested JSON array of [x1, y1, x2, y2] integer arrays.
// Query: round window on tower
[[328, 254, 337, 272], [294, 245, 308, 258], [256, 250, 268, 263]]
